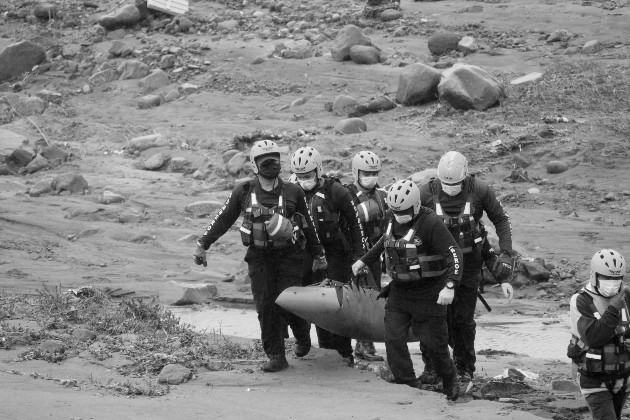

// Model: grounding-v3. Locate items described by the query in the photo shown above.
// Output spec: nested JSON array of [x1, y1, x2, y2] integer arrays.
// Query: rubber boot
[[261, 355, 289, 372], [355, 341, 384, 362], [293, 339, 311, 358]]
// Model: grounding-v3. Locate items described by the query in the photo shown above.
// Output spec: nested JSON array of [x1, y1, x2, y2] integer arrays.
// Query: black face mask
[[258, 161, 281, 180]]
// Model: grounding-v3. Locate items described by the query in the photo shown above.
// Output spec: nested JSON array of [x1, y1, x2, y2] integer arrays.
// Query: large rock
[[41, 145, 69, 162], [28, 178, 54, 197], [138, 69, 169, 93], [437, 63, 503, 111], [546, 160, 569, 174], [331, 25, 372, 62], [98, 5, 142, 30], [128, 134, 170, 152], [158, 364, 192, 385], [0, 41, 46, 82], [332, 95, 359, 116], [334, 118, 367, 135], [117, 60, 149, 80], [366, 96, 396, 113], [4, 94, 47, 116], [519, 259, 550, 282], [33, 3, 58, 20], [226, 152, 249, 175], [349, 45, 380, 65], [428, 32, 461, 56], [51, 173, 88, 195], [279, 40, 313, 59], [158, 281, 219, 305], [9, 149, 34, 167], [396, 63, 442, 106], [185, 200, 225, 216]]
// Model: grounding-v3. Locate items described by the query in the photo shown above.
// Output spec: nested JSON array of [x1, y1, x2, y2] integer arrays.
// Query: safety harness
[[569, 289, 630, 383], [383, 215, 447, 282], [308, 178, 349, 250], [240, 180, 297, 249], [431, 176, 485, 255], [346, 183, 387, 243]]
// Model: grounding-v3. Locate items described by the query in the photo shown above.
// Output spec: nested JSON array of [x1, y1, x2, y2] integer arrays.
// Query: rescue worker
[[569, 249, 629, 420], [193, 140, 328, 372], [418, 151, 514, 384], [345, 150, 387, 362], [351, 180, 463, 401], [291, 146, 366, 366]]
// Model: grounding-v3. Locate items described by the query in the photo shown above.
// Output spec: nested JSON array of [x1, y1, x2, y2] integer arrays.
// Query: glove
[[312, 255, 328, 272], [501, 283, 514, 302], [377, 283, 391, 300], [609, 284, 627, 310], [193, 244, 207, 267], [352, 260, 367, 276], [488, 251, 513, 281], [437, 287, 455, 305]]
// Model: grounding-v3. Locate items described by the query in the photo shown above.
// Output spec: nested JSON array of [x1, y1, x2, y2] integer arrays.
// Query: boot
[[261, 355, 289, 372], [419, 366, 440, 385], [293, 340, 311, 358], [442, 373, 460, 401], [354, 341, 384, 362], [456, 365, 473, 383]]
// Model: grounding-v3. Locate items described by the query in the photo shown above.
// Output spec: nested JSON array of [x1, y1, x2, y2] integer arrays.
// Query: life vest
[[383, 216, 447, 282], [308, 179, 343, 245], [240, 181, 296, 249], [431, 176, 485, 255], [346, 183, 387, 243], [569, 290, 630, 377]]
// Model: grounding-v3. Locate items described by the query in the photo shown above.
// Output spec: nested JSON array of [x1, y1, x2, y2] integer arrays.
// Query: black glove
[[487, 251, 513, 281], [377, 283, 391, 300]]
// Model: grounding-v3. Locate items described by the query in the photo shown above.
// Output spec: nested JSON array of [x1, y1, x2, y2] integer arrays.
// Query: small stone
[[512, 154, 531, 168], [330, 25, 372, 62], [217, 19, 239, 32], [428, 32, 461, 56], [138, 69, 170, 93], [169, 157, 191, 172], [510, 72, 543, 86], [89, 69, 118, 86], [137, 94, 163, 109], [61, 44, 82, 59], [334, 118, 367, 135], [164, 90, 180, 102], [36, 89, 62, 105], [581, 40, 601, 55], [24, 155, 50, 174], [349, 45, 380, 65], [39, 339, 65, 353], [143, 153, 170, 170], [109, 40, 133, 58], [52, 173, 88, 195], [438, 63, 502, 111], [117, 60, 150, 80], [158, 364, 192, 385], [72, 328, 96, 341], [332, 95, 359, 116], [185, 200, 225, 216], [396, 63, 441, 106], [380, 9, 402, 22], [128, 134, 169, 152], [5, 94, 47, 116], [179, 83, 199, 94], [457, 36, 478, 54], [159, 54, 176, 70], [222, 149, 240, 163], [98, 190, 126, 204], [604, 192, 617, 201], [33, 3, 58, 20], [28, 178, 54, 197], [546, 160, 569, 174]]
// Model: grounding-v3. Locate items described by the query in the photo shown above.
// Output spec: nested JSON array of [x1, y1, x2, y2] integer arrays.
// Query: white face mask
[[599, 279, 623, 297], [359, 175, 378, 190], [442, 183, 462, 196], [299, 177, 318, 191], [394, 214, 413, 224]]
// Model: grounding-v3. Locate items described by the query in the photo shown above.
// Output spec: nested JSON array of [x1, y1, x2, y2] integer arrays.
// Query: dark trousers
[[246, 246, 311, 357], [385, 287, 456, 384], [302, 244, 353, 358], [421, 268, 481, 375], [580, 373, 629, 420]]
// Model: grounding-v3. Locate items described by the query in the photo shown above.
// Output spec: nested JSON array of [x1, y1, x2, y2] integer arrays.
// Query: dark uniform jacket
[[199, 177, 324, 257]]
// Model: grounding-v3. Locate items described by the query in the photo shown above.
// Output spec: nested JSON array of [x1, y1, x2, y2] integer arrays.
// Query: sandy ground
[[2, 0, 630, 418]]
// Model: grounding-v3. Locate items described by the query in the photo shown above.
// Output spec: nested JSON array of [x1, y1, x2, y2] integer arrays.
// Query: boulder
[[334, 118, 367, 135], [428, 32, 461, 56], [582, 40, 601, 55], [98, 4, 142, 30], [457, 36, 478, 54], [143, 152, 170, 170], [331, 25, 372, 62], [546, 160, 569, 174], [519, 259, 550, 282], [158, 281, 219, 306], [510, 72, 543, 86], [117, 60, 150, 80], [158, 364, 192, 385], [349, 45, 380, 65], [98, 190, 126, 204], [185, 200, 225, 216], [36, 89, 63, 105], [395, 63, 442, 106], [24, 155, 50, 174], [89, 69, 118, 86], [41, 145, 69, 162], [137, 94, 163, 109], [28, 178, 54, 197], [9, 149, 34, 167], [332, 95, 359, 116], [138, 69, 169, 93], [128, 134, 170, 152], [4, 94, 47, 116], [226, 152, 249, 175], [33, 3, 58, 20], [438, 63, 503, 111], [51, 173, 88, 195], [0, 41, 46, 82]]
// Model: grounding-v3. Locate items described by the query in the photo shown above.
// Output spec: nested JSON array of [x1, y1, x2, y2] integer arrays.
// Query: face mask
[[442, 183, 462, 196], [394, 214, 413, 224], [359, 176, 378, 190], [299, 177, 318, 191], [258, 161, 280, 180], [598, 279, 623, 297]]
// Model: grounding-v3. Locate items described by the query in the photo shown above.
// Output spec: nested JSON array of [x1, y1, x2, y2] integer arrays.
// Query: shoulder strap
[[467, 174, 476, 194]]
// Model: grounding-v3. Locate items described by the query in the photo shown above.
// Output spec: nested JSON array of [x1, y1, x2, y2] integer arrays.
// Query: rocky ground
[[1, 0, 629, 418]]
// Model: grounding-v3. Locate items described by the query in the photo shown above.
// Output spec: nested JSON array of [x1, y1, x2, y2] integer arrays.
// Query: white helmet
[[387, 180, 421, 215], [291, 146, 323, 176], [287, 173, 298, 184], [438, 151, 468, 184], [352, 151, 381, 182], [250, 140, 281, 175], [589, 249, 626, 288]]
